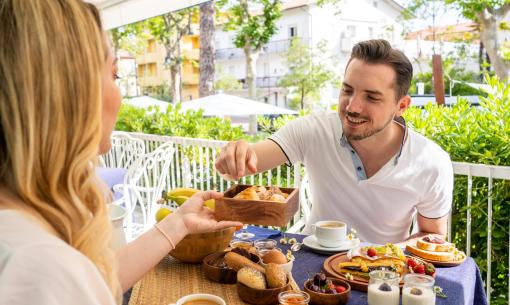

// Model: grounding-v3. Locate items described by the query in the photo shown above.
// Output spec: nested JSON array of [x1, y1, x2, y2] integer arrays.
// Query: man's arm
[[402, 213, 448, 246], [215, 139, 288, 180]]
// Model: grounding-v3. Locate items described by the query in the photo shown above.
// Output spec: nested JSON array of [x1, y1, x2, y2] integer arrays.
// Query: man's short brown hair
[[347, 39, 413, 100]]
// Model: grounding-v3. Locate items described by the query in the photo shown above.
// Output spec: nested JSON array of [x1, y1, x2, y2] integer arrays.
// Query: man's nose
[[346, 94, 363, 114]]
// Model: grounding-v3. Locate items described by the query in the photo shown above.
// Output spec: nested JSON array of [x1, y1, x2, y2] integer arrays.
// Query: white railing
[[118, 132, 509, 304]]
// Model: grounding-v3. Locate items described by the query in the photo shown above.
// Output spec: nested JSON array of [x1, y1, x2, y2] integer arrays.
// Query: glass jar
[[367, 270, 400, 305], [229, 239, 253, 250], [254, 238, 277, 251], [278, 291, 310, 305], [402, 274, 435, 305]]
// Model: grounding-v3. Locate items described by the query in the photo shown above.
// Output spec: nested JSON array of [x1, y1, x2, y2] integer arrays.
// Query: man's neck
[[349, 122, 404, 177]]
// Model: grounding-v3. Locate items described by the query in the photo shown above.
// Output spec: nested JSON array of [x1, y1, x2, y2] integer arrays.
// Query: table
[[124, 227, 487, 305]]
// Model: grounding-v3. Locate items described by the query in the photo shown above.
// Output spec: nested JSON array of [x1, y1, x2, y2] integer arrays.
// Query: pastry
[[225, 251, 266, 274], [416, 236, 454, 252], [405, 244, 455, 262], [237, 267, 267, 289], [233, 186, 258, 200], [265, 263, 288, 288]]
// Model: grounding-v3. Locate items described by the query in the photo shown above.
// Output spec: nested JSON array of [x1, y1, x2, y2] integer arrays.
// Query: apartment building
[[215, 0, 405, 108]]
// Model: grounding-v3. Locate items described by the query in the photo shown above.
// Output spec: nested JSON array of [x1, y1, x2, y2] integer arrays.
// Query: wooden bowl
[[169, 227, 235, 263], [237, 279, 290, 305], [304, 278, 351, 305], [202, 251, 261, 284]]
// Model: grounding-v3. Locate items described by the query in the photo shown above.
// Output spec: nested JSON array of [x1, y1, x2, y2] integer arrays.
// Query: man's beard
[[343, 111, 395, 141]]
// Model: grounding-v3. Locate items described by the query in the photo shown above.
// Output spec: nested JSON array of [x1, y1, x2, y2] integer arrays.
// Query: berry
[[328, 283, 335, 290], [378, 283, 392, 292], [425, 263, 436, 277], [413, 264, 425, 274], [367, 248, 377, 257], [313, 274, 322, 286], [309, 284, 319, 292], [335, 285, 347, 293], [407, 258, 417, 268], [325, 289, 336, 294]]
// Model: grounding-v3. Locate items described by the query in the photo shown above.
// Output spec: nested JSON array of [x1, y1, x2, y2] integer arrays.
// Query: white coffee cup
[[312, 220, 347, 248], [174, 293, 226, 305], [108, 204, 127, 250]]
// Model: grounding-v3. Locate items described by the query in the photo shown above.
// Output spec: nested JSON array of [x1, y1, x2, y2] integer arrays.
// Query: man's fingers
[[225, 142, 237, 178], [246, 150, 258, 173], [235, 142, 248, 177]]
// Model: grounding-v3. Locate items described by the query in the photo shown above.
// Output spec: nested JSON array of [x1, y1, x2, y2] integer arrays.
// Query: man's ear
[[396, 95, 411, 116]]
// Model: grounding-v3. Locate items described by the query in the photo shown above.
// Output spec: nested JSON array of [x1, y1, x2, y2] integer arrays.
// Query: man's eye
[[367, 96, 379, 101], [342, 89, 352, 95]]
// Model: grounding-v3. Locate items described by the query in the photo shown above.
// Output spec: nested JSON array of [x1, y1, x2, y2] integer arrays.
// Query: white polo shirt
[[269, 112, 453, 243]]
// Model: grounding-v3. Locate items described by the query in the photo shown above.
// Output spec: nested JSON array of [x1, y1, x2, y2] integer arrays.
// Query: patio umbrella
[[87, 0, 208, 30], [179, 93, 298, 117], [124, 96, 170, 111]]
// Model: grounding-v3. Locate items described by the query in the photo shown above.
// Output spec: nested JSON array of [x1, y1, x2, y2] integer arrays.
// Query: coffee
[[319, 223, 345, 228], [183, 300, 219, 305]]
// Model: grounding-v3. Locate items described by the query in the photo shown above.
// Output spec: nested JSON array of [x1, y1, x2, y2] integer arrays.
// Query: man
[[215, 39, 453, 244]]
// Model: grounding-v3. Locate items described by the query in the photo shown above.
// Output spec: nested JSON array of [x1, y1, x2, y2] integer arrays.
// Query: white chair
[[99, 131, 145, 169], [286, 172, 312, 233], [118, 142, 175, 241]]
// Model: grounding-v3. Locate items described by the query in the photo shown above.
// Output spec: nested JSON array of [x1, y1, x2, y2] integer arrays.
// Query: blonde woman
[[0, 1, 241, 304]]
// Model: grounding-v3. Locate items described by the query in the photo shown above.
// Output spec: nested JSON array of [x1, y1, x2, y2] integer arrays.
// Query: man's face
[[338, 58, 405, 141]]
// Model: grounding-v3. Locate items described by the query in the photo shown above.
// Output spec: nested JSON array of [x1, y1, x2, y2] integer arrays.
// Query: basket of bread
[[405, 235, 466, 266], [214, 185, 299, 227]]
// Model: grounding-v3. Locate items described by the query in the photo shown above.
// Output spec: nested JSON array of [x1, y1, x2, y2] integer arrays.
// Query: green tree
[[109, 23, 148, 56], [278, 39, 338, 110], [144, 8, 198, 102], [217, 0, 282, 99], [403, 0, 510, 79]]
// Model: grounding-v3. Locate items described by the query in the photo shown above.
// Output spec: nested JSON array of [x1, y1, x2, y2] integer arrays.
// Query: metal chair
[[100, 131, 145, 169], [118, 141, 175, 241], [286, 172, 311, 233]]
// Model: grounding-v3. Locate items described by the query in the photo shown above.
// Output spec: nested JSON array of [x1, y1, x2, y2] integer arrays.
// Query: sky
[[394, 0, 470, 31]]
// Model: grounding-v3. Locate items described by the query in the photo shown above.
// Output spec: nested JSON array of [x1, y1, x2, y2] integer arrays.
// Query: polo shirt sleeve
[[416, 158, 454, 219], [268, 115, 314, 165]]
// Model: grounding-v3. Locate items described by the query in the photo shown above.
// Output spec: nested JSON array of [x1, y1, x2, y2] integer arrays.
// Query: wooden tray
[[323, 253, 405, 292], [214, 184, 299, 227]]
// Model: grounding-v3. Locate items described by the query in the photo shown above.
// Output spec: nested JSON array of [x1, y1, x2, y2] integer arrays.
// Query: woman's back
[[0, 210, 116, 305]]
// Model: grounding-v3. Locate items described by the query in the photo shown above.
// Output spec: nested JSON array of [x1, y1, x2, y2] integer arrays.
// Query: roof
[[406, 22, 479, 42]]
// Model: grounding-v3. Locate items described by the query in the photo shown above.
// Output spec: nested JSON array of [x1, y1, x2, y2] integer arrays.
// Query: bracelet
[[154, 223, 176, 250]]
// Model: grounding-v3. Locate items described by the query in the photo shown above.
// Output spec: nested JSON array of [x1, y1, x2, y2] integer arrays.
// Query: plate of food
[[323, 243, 436, 292], [405, 235, 467, 266]]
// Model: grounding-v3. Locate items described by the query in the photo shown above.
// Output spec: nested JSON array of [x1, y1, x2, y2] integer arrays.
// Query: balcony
[[241, 76, 283, 89], [216, 37, 311, 60], [183, 48, 199, 61]]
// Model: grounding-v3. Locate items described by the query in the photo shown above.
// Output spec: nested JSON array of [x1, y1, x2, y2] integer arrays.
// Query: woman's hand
[[175, 191, 242, 235]]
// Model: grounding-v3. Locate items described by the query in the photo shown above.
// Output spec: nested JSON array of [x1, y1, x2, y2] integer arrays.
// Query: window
[[264, 97, 269, 103], [147, 39, 156, 53], [347, 25, 356, 38], [288, 25, 297, 38], [263, 63, 270, 76], [228, 65, 235, 75], [368, 27, 374, 39], [373, 1, 378, 8]]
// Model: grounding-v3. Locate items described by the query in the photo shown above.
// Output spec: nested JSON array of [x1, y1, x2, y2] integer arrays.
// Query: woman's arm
[[116, 191, 241, 292]]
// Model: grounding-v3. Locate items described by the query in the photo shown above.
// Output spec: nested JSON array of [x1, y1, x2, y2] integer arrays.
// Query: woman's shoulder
[[0, 210, 116, 305]]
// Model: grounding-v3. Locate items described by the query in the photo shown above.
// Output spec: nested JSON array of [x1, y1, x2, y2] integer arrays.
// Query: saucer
[[302, 235, 360, 254]]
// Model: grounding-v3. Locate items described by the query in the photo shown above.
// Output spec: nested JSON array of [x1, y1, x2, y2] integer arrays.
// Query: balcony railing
[[105, 132, 510, 304], [240, 76, 283, 89], [216, 37, 311, 60]]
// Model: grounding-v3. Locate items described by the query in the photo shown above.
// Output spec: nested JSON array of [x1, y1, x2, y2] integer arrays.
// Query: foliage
[[115, 103, 244, 141], [142, 84, 173, 102], [218, 0, 282, 50], [278, 39, 339, 110], [215, 73, 243, 92], [404, 75, 509, 304], [110, 23, 149, 56]]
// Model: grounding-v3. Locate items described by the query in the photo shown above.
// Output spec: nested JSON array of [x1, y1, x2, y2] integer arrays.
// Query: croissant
[[233, 186, 259, 200]]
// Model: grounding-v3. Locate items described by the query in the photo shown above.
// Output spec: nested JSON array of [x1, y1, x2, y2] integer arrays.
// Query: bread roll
[[225, 251, 266, 274], [234, 187, 259, 200], [237, 267, 267, 289], [265, 263, 287, 288]]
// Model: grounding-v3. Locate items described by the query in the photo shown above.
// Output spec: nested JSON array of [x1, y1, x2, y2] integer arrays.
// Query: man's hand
[[175, 191, 242, 235], [215, 140, 258, 180]]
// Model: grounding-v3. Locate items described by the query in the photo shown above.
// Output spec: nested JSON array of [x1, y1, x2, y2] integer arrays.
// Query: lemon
[[155, 207, 172, 222]]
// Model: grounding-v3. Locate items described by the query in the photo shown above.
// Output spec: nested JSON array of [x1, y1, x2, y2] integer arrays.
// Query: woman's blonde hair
[[0, 0, 121, 301]]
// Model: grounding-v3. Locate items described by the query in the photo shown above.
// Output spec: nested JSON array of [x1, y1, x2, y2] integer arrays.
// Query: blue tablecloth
[[123, 226, 488, 305]]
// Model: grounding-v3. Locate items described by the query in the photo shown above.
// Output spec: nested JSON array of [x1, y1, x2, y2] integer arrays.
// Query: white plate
[[302, 235, 360, 254]]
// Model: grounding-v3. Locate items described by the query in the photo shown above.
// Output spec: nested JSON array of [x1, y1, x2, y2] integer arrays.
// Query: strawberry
[[425, 263, 436, 277], [367, 248, 377, 257], [413, 264, 425, 274], [335, 286, 347, 293], [407, 258, 417, 268]]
